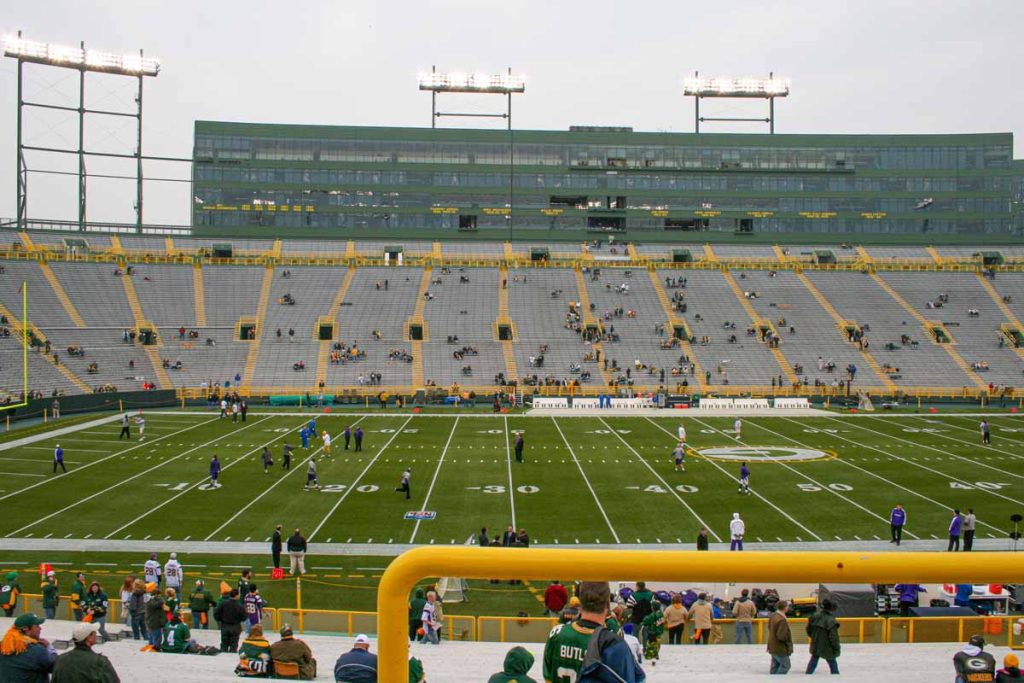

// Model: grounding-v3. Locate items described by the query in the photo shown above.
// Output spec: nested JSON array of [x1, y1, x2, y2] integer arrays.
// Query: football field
[[1, 410, 1022, 548]]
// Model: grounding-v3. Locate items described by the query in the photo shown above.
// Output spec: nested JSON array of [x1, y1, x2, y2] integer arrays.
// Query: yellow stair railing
[[241, 266, 275, 386], [721, 270, 799, 385], [192, 264, 206, 327], [795, 271, 896, 392], [406, 267, 432, 387], [573, 268, 613, 387], [647, 270, 707, 391], [975, 273, 1024, 362], [315, 267, 356, 388], [869, 272, 986, 389], [36, 262, 85, 327]]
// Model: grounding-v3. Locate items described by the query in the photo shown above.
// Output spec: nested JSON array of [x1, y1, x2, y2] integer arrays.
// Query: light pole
[[418, 68, 525, 242], [684, 73, 790, 134]]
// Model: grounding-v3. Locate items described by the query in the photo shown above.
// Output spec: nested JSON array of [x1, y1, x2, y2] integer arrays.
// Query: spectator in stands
[[663, 595, 687, 645], [805, 599, 841, 674], [488, 646, 537, 683], [51, 621, 119, 683], [954, 635, 996, 683], [996, 653, 1021, 682], [894, 584, 926, 616], [162, 609, 199, 654], [732, 589, 757, 644], [0, 613, 57, 680], [767, 600, 793, 674], [235, 623, 271, 677], [544, 580, 569, 618], [687, 593, 714, 644], [270, 624, 316, 680], [215, 588, 246, 653]]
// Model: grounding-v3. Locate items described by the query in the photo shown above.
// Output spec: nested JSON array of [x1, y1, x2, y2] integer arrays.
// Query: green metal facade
[[193, 121, 1023, 239]]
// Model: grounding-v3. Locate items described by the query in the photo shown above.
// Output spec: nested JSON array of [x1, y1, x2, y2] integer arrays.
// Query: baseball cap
[[14, 613, 45, 628], [72, 622, 100, 642], [46, 570, 55, 577], [170, 552, 177, 560], [280, 624, 294, 637], [354, 634, 370, 645]]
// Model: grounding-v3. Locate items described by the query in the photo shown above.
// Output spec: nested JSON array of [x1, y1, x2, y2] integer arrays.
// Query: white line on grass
[[503, 415, 517, 530], [598, 417, 721, 542], [409, 417, 460, 543], [745, 420, 920, 539], [859, 415, 1024, 477], [105, 415, 294, 538], [648, 417, 822, 541], [777, 417, 1007, 534], [819, 416, 1024, 504], [202, 416, 369, 541], [308, 416, 414, 541], [551, 417, 620, 543], [0, 417, 219, 504], [907, 414, 1024, 454], [0, 472, 45, 477]]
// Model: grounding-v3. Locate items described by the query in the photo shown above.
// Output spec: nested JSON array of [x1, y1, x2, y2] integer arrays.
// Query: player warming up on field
[[673, 443, 686, 472], [321, 431, 332, 458], [118, 412, 131, 439], [209, 455, 222, 488], [395, 467, 411, 499], [980, 419, 991, 445], [733, 418, 742, 439], [304, 459, 320, 491], [738, 461, 751, 494], [135, 412, 146, 441], [52, 444, 66, 474]]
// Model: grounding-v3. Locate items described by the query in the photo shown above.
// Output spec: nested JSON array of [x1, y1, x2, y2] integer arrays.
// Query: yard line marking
[[102, 416, 280, 538], [551, 417, 620, 543], [201, 416, 364, 540], [777, 417, 1006, 534], [5, 417, 255, 536], [906, 414, 1024, 459], [599, 417, 721, 542], [409, 417, 460, 543], [0, 416, 219, 503], [862, 416, 1024, 477], [0, 471, 46, 477], [747, 420, 920, 539], [503, 415, 516, 530], [309, 416, 414, 541], [818, 416, 1024, 505], [650, 417, 822, 541]]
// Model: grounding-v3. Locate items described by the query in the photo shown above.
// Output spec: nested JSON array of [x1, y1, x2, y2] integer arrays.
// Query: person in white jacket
[[730, 512, 745, 551], [621, 622, 643, 667], [164, 553, 183, 592]]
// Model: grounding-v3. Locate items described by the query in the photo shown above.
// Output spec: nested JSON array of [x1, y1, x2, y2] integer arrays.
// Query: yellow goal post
[[377, 547, 1024, 680]]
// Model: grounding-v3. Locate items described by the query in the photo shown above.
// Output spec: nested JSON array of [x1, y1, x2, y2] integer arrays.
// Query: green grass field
[[2, 409, 1022, 547]]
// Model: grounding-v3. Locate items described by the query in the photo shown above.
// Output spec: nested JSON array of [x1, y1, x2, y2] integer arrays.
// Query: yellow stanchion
[[296, 577, 303, 634], [377, 548, 1024, 681]]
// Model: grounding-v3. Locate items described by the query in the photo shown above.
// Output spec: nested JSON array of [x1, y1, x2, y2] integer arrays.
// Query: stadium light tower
[[418, 67, 526, 240], [684, 71, 790, 134], [3, 32, 173, 233]]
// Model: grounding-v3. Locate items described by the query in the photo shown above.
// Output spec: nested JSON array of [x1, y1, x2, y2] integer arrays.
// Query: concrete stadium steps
[[0, 335, 85, 396], [201, 265, 265, 327], [738, 270, 890, 388], [804, 271, 977, 388], [985, 272, 1024, 327], [129, 263, 198, 328], [0, 260, 76, 328], [879, 271, 1024, 386], [39, 327, 163, 393], [421, 267, 501, 342], [336, 266, 423, 343], [420, 341, 506, 387], [657, 270, 783, 386], [46, 262, 135, 327]]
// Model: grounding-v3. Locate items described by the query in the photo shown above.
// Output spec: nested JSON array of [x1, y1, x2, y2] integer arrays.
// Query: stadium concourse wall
[[3, 389, 177, 423], [9, 590, 1024, 649]]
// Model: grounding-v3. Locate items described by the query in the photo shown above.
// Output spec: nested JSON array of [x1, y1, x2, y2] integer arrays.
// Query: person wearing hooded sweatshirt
[[996, 653, 1022, 682], [805, 599, 841, 675], [640, 600, 665, 662], [40, 572, 59, 621], [408, 588, 426, 641], [487, 645, 537, 683], [954, 634, 996, 683], [189, 579, 214, 630], [687, 593, 714, 645], [144, 583, 167, 651], [70, 573, 86, 622], [893, 583, 926, 617], [1, 571, 22, 617], [730, 512, 745, 551], [732, 589, 757, 644], [82, 581, 111, 642], [215, 588, 246, 653]]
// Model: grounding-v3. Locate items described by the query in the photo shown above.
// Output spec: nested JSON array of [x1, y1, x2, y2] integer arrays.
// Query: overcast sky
[[1, 0, 1021, 226]]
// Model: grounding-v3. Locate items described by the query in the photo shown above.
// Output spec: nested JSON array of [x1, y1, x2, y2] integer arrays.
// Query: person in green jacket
[[1, 571, 22, 617], [641, 599, 666, 662], [408, 588, 426, 641], [188, 579, 214, 630], [408, 652, 426, 683], [82, 581, 110, 642], [235, 622, 271, 677], [805, 599, 841, 675], [162, 611, 198, 654], [52, 622, 120, 683], [487, 645, 537, 683], [41, 572, 60, 620], [70, 573, 86, 622]]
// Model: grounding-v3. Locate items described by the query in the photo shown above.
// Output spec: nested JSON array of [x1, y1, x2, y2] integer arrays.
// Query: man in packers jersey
[[542, 581, 644, 683]]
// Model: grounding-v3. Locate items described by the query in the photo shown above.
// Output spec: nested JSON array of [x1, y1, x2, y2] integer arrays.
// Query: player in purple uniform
[[738, 462, 750, 495], [209, 455, 222, 488]]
